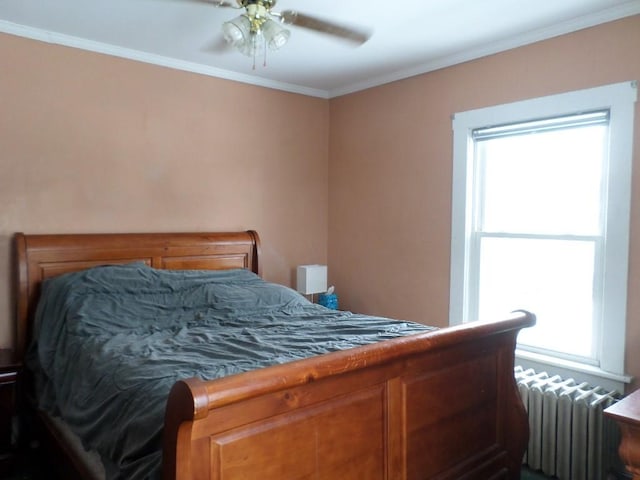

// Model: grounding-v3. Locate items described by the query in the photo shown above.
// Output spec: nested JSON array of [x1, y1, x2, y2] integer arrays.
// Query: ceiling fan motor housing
[[238, 0, 277, 9], [237, 0, 275, 33]]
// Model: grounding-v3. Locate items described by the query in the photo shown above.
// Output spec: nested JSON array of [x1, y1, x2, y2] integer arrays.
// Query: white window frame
[[450, 81, 637, 389]]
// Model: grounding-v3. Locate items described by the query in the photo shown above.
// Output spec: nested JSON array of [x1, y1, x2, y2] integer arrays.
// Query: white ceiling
[[1, 0, 640, 98]]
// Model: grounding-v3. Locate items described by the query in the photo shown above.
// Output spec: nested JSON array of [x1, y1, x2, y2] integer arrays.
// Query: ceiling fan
[[198, 0, 371, 63]]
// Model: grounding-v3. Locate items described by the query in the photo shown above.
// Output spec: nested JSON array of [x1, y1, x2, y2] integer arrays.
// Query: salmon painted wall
[[0, 33, 329, 348], [2, 15, 639, 387], [328, 16, 640, 389]]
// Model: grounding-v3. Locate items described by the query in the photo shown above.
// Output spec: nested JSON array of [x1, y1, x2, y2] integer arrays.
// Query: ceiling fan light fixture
[[217, 0, 370, 66], [261, 18, 290, 51]]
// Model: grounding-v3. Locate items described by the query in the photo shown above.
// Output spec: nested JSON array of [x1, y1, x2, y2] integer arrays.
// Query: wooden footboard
[[163, 311, 535, 480]]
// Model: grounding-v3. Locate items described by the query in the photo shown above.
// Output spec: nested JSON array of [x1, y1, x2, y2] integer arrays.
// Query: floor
[[1, 451, 555, 480], [1, 456, 553, 480], [522, 466, 555, 479]]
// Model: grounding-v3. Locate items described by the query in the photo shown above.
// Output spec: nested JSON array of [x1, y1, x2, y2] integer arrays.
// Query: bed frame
[[13, 231, 535, 480]]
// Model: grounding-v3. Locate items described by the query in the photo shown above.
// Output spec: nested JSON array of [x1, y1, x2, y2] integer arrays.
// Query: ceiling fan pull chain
[[263, 37, 268, 67], [250, 33, 261, 70]]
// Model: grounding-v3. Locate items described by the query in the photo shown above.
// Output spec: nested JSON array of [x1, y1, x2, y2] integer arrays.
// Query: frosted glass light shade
[[296, 265, 327, 294], [262, 19, 290, 50], [222, 15, 252, 47]]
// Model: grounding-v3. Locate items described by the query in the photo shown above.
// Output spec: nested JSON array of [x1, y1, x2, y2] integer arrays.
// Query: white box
[[296, 265, 327, 294]]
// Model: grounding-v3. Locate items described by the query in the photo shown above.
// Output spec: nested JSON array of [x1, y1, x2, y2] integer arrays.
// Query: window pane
[[477, 125, 606, 235], [477, 237, 595, 359]]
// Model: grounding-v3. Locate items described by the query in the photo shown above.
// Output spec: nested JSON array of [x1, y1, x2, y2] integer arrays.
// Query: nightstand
[[0, 348, 20, 474], [604, 388, 640, 479]]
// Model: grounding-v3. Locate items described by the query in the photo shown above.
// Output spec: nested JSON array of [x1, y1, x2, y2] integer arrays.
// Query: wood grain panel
[[403, 354, 498, 478], [209, 386, 386, 480], [162, 255, 249, 271]]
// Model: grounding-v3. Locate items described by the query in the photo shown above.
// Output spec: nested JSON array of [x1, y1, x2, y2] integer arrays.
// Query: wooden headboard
[[13, 231, 261, 361]]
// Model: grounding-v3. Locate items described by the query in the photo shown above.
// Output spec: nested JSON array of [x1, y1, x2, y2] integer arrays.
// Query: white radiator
[[515, 366, 623, 480]]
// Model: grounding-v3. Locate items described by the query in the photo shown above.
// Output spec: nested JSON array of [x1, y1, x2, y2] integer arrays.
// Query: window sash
[[472, 122, 607, 237], [469, 232, 602, 365]]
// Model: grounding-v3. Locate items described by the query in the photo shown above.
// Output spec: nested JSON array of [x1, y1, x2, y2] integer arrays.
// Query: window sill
[[515, 348, 632, 394]]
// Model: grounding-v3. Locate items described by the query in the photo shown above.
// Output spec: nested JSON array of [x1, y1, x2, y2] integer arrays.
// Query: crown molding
[[0, 20, 329, 99], [2, 1, 639, 100]]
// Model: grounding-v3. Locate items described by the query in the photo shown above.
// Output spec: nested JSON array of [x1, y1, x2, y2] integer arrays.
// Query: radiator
[[515, 366, 623, 480]]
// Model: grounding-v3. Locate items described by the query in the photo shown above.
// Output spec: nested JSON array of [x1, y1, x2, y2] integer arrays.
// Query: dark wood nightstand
[[0, 348, 20, 474]]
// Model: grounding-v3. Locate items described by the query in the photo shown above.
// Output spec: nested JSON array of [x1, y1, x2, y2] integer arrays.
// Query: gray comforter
[[27, 264, 434, 479]]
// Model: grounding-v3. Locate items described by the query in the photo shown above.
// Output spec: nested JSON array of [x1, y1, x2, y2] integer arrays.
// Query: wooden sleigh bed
[[13, 230, 535, 480]]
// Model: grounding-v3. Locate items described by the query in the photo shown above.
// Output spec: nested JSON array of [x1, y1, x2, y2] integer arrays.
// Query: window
[[450, 82, 637, 385]]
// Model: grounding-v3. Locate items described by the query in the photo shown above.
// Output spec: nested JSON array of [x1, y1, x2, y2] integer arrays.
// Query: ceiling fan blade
[[180, 0, 238, 7], [279, 10, 371, 45]]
